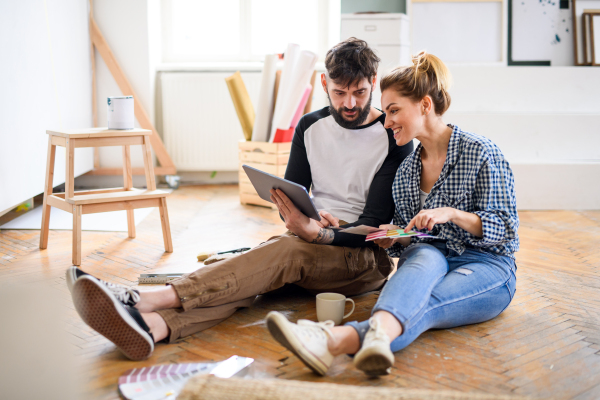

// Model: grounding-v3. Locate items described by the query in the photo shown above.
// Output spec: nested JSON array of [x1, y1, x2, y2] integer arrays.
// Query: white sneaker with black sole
[[71, 275, 154, 361], [66, 266, 140, 307], [266, 311, 335, 376], [353, 318, 395, 376]]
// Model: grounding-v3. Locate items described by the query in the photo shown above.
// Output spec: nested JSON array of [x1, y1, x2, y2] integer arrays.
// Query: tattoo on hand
[[311, 228, 335, 244]]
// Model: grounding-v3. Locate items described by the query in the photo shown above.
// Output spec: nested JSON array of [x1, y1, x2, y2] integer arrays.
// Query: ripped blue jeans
[[346, 241, 517, 353]]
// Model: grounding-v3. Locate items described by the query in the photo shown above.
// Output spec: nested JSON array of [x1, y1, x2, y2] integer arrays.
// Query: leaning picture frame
[[573, 0, 600, 65], [583, 13, 591, 63], [590, 12, 600, 65]]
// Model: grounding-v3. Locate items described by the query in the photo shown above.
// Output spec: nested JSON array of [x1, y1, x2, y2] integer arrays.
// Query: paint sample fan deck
[[365, 229, 437, 242], [336, 225, 437, 241], [118, 356, 253, 399]]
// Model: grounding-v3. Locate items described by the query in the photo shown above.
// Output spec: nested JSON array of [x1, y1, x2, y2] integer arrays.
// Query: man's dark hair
[[324, 37, 380, 88]]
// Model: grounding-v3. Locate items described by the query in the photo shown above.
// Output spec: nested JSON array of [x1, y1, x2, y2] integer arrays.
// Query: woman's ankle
[[372, 311, 403, 339], [327, 326, 361, 356]]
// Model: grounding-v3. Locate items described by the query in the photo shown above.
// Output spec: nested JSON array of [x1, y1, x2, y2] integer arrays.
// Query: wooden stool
[[39, 128, 173, 266]]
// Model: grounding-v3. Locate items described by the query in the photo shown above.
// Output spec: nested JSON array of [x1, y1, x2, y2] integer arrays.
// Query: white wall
[[444, 66, 600, 210], [92, 0, 161, 170], [0, 0, 93, 214]]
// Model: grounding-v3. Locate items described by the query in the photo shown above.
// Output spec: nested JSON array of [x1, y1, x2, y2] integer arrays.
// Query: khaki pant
[[156, 232, 394, 343]]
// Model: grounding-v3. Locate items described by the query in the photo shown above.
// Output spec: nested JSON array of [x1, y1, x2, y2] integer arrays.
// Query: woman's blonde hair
[[380, 51, 452, 115]]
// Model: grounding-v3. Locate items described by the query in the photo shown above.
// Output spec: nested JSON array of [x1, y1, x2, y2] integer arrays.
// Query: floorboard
[[1, 184, 599, 399]]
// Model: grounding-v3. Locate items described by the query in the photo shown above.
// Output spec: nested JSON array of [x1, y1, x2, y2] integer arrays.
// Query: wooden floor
[[1, 184, 600, 399]]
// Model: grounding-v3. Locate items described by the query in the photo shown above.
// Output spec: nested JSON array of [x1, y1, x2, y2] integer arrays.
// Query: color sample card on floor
[[118, 356, 253, 399]]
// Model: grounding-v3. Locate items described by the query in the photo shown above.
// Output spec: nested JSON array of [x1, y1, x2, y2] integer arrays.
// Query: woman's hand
[[316, 210, 339, 229], [405, 207, 456, 232], [373, 224, 402, 249]]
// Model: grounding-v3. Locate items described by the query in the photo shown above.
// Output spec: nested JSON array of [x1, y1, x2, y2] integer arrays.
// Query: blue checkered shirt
[[387, 125, 519, 259]]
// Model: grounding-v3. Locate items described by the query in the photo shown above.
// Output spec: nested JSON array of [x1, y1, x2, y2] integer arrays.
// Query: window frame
[[161, 0, 338, 63]]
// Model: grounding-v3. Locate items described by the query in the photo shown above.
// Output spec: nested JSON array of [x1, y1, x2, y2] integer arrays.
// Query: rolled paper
[[303, 70, 317, 115], [290, 84, 313, 129], [252, 54, 278, 142], [274, 50, 318, 134], [269, 43, 300, 142], [272, 70, 282, 116], [225, 71, 254, 141], [272, 127, 295, 143], [273, 84, 312, 143]]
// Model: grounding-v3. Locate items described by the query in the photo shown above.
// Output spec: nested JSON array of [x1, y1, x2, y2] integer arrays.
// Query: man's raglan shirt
[[284, 106, 414, 247]]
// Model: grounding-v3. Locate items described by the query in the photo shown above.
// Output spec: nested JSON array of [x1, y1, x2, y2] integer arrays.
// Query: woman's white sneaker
[[353, 318, 395, 376], [266, 311, 335, 376]]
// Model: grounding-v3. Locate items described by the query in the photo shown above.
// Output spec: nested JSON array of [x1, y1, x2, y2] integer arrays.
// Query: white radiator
[[160, 71, 262, 171]]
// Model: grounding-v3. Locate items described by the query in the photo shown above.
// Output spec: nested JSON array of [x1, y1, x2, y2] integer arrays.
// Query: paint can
[[107, 96, 134, 129]]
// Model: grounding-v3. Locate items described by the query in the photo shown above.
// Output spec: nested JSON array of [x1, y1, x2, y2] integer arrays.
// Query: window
[[161, 0, 338, 62]]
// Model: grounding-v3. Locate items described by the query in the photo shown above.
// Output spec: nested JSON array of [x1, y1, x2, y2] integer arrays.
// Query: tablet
[[242, 164, 321, 221]]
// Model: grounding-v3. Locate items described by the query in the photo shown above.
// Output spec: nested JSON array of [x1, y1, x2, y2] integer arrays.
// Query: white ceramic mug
[[316, 293, 355, 325]]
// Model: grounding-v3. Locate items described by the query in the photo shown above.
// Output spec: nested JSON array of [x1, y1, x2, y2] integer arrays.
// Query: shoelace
[[366, 318, 390, 345], [101, 281, 140, 305], [297, 319, 337, 344]]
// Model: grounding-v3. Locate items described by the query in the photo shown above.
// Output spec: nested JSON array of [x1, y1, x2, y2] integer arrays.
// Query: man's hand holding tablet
[[270, 189, 335, 243], [243, 165, 339, 244]]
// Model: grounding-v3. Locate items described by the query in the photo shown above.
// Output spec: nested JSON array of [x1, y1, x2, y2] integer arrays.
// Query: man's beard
[[328, 91, 372, 129]]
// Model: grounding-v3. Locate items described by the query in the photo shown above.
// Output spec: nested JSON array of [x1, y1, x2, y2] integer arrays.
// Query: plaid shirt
[[388, 125, 519, 259]]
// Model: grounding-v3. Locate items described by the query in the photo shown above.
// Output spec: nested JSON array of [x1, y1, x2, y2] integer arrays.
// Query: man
[[69, 37, 414, 361]]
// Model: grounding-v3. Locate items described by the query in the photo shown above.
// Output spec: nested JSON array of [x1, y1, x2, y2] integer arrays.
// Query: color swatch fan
[[337, 225, 437, 241], [118, 356, 253, 400]]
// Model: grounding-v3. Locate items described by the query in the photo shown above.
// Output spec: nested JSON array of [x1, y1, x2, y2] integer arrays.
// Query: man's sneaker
[[353, 318, 395, 376], [266, 311, 335, 376], [72, 275, 154, 361], [66, 266, 140, 307]]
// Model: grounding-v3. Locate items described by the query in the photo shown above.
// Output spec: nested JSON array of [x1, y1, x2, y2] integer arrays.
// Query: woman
[[266, 51, 519, 377]]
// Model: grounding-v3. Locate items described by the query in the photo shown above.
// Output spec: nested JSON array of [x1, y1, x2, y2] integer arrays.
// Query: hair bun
[[380, 51, 453, 116]]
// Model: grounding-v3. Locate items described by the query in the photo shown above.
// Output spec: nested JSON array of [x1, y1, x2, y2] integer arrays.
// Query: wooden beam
[[84, 166, 176, 176], [50, 135, 66, 147], [304, 70, 317, 115], [89, 0, 97, 128], [47, 195, 73, 213], [90, 0, 101, 169], [72, 136, 144, 148], [81, 198, 161, 214], [89, 16, 176, 174]]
